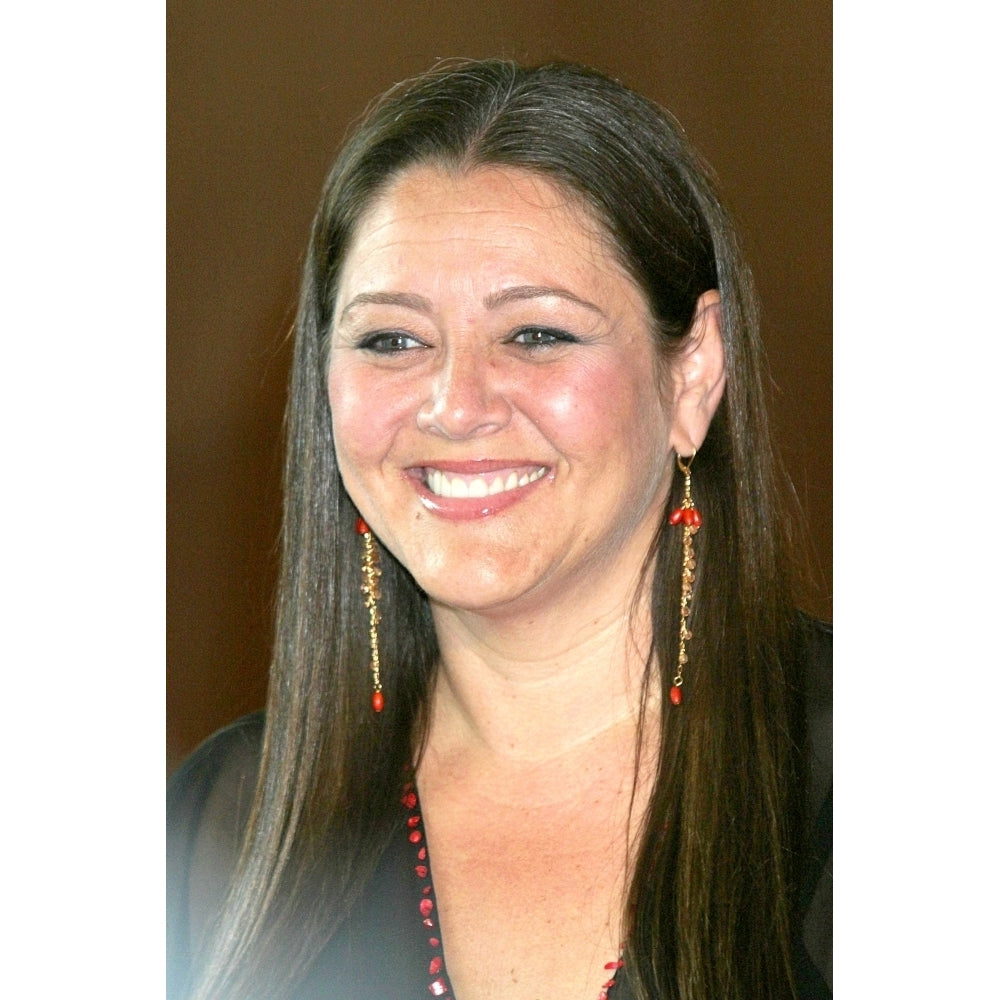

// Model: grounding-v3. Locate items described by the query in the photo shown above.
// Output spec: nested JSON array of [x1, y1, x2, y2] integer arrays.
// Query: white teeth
[[425, 466, 546, 499]]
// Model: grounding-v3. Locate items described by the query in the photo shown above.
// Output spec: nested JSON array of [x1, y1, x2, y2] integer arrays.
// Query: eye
[[356, 330, 425, 353], [509, 326, 580, 348]]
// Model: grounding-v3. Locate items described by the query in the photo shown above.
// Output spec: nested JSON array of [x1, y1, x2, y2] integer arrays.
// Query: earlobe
[[669, 290, 727, 456]]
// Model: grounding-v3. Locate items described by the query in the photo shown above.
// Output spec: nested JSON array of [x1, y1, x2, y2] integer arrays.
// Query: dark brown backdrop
[[167, 1, 832, 773]]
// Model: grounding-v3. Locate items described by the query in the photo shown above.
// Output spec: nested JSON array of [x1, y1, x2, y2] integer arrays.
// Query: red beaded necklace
[[401, 780, 625, 999]]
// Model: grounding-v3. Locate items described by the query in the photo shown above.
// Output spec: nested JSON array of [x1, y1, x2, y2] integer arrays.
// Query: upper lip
[[408, 459, 546, 475]]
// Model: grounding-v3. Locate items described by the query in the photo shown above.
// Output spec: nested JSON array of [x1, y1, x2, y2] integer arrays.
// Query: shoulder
[[168, 711, 266, 823], [167, 712, 265, 998], [801, 616, 832, 699], [800, 617, 832, 787], [794, 617, 832, 997], [167, 711, 265, 868], [167, 709, 265, 878], [798, 617, 832, 822]]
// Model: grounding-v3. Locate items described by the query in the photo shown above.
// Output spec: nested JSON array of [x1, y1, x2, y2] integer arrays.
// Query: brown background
[[167, 1, 832, 774]]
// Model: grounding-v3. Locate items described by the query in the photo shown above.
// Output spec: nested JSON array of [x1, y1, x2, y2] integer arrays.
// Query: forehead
[[361, 162, 603, 229], [336, 164, 637, 304]]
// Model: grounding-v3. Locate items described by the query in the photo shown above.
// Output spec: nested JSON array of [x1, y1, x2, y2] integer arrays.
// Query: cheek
[[535, 359, 669, 450], [328, 365, 408, 461], [328, 370, 393, 490]]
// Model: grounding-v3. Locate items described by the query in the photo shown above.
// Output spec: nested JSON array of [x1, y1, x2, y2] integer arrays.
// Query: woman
[[168, 60, 832, 1000]]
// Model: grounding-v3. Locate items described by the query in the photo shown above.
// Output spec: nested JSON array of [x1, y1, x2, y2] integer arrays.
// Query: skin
[[329, 166, 713, 627], [327, 164, 725, 999]]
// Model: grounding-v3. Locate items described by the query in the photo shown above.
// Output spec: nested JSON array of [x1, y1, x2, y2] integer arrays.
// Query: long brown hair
[[192, 60, 811, 1000]]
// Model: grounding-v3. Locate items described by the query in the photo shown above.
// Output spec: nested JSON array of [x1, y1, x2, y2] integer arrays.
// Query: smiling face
[[327, 165, 685, 623]]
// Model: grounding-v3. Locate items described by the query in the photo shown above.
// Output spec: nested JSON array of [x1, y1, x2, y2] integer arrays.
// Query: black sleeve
[[166, 712, 265, 1000]]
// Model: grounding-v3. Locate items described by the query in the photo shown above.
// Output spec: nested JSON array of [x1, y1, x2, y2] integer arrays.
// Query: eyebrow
[[483, 284, 605, 315], [338, 284, 605, 322], [339, 291, 433, 321]]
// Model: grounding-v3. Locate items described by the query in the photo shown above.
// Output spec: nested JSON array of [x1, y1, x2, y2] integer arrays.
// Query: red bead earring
[[355, 517, 384, 712], [668, 452, 701, 706]]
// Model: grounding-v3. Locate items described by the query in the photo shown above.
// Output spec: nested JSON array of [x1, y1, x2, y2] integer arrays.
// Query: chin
[[420, 570, 538, 618]]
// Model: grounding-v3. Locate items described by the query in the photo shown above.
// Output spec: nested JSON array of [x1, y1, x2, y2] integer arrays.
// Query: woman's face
[[328, 165, 683, 621]]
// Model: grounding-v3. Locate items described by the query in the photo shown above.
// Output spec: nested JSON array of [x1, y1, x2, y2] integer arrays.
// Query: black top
[[167, 622, 832, 1000]]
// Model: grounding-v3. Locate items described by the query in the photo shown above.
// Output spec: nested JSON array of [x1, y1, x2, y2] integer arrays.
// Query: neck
[[425, 586, 661, 770]]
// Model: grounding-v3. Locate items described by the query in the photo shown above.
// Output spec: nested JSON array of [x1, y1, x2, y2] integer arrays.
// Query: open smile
[[424, 465, 547, 499], [404, 462, 551, 519]]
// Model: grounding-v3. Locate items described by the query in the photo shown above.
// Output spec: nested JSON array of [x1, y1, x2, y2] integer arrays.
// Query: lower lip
[[410, 470, 549, 520]]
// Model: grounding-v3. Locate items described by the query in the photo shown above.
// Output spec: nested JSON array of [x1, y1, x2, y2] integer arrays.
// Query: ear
[[668, 290, 727, 456]]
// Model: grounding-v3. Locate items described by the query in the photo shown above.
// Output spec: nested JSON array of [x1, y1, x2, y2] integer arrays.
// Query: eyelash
[[354, 326, 580, 353], [508, 326, 580, 348], [356, 331, 425, 353]]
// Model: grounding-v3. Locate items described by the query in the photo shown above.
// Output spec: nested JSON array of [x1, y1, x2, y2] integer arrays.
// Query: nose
[[416, 346, 512, 439]]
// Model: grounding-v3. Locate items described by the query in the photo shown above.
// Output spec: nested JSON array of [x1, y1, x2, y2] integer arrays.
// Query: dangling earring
[[668, 452, 701, 706], [355, 517, 384, 713]]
